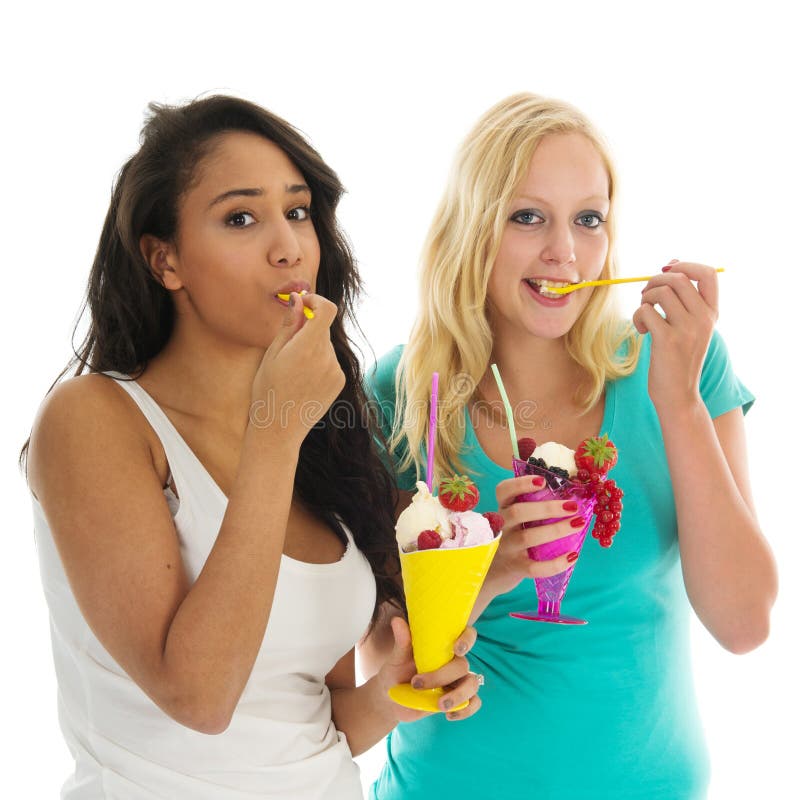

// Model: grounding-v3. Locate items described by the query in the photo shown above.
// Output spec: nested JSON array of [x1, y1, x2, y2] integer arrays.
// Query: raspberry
[[517, 437, 538, 461], [482, 512, 504, 534], [417, 530, 442, 550]]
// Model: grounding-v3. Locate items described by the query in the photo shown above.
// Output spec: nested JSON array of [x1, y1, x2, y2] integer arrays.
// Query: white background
[[2, 1, 798, 797]]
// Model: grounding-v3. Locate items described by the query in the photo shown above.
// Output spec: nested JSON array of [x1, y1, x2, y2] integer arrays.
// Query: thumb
[[388, 615, 413, 666], [269, 292, 305, 354]]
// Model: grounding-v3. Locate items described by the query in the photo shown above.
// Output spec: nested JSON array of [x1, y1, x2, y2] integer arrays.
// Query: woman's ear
[[140, 235, 183, 291]]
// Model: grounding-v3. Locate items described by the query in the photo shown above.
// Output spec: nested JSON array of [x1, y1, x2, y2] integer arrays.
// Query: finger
[[515, 515, 588, 550], [640, 284, 691, 324], [453, 626, 477, 657], [502, 497, 584, 527], [445, 692, 482, 721], [268, 292, 306, 354], [296, 293, 339, 328], [663, 262, 719, 317], [643, 271, 709, 319], [496, 475, 548, 507], [438, 671, 481, 713], [413, 654, 469, 691], [387, 615, 413, 667], [633, 301, 669, 336], [526, 550, 580, 579]]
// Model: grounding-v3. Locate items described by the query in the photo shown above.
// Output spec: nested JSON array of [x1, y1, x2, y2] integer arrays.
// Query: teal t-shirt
[[366, 330, 754, 800]]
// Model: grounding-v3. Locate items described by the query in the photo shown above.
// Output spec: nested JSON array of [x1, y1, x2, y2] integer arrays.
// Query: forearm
[[330, 676, 398, 756], [158, 425, 300, 730], [658, 399, 777, 652]]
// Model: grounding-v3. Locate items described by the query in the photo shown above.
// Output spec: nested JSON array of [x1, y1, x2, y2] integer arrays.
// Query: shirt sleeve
[[699, 329, 755, 418], [364, 346, 419, 492]]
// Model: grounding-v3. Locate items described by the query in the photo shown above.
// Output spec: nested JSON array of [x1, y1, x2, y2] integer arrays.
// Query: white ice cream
[[395, 481, 453, 551], [531, 441, 577, 477]]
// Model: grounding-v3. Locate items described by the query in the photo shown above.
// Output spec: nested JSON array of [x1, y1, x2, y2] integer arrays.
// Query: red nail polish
[[533, 477, 545, 487], [562, 500, 578, 512], [661, 266, 672, 272], [570, 517, 585, 528], [567, 551, 579, 563]]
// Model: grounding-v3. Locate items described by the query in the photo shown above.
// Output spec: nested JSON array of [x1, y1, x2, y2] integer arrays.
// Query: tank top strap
[[101, 370, 220, 505]]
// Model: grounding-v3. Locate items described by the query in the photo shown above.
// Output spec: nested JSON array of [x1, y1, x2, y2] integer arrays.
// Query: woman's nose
[[267, 217, 303, 268], [539, 222, 575, 268]]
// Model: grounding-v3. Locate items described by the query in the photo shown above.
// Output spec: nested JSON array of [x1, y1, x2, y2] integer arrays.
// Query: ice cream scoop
[[395, 481, 452, 551], [443, 510, 494, 549], [531, 442, 577, 476]]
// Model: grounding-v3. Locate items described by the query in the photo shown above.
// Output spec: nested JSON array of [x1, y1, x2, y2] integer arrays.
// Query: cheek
[[578, 234, 608, 277]]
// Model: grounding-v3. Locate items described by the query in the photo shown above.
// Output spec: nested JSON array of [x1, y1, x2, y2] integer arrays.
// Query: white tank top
[[32, 372, 377, 799]]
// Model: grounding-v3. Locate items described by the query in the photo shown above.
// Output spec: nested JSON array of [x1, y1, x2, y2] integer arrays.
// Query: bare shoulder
[[28, 372, 153, 502]]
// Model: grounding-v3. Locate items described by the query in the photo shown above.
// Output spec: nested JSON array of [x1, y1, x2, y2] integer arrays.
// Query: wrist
[[652, 390, 705, 422], [366, 672, 401, 730]]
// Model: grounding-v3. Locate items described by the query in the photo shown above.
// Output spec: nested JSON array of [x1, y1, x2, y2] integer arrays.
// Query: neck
[[481, 328, 582, 407], [141, 318, 263, 434]]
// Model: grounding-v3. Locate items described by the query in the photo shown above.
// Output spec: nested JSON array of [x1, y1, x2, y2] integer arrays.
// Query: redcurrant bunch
[[591, 477, 624, 548]]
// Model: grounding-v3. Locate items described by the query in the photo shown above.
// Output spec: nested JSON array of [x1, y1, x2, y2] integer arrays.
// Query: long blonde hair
[[392, 92, 641, 482]]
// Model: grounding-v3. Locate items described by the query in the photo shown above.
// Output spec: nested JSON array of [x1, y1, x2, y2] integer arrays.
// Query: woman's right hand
[[482, 474, 589, 599], [250, 292, 345, 445]]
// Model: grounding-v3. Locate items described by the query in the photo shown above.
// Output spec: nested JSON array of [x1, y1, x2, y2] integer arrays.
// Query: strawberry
[[517, 437, 538, 461], [437, 475, 480, 512], [575, 434, 618, 475], [417, 529, 443, 550], [482, 511, 504, 534]]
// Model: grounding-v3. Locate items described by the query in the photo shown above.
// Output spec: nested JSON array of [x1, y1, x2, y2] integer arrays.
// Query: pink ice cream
[[441, 511, 495, 549]]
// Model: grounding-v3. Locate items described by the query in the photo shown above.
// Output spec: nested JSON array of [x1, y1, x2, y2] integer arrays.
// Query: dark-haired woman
[[22, 96, 481, 800]]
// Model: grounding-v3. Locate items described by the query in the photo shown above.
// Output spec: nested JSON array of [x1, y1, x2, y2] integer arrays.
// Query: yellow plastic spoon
[[547, 268, 725, 295], [276, 290, 315, 319]]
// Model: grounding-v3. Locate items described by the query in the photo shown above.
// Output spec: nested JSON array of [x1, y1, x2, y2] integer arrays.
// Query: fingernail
[[454, 642, 467, 656], [446, 712, 459, 720], [661, 266, 672, 272], [562, 500, 578, 512], [533, 477, 545, 487], [442, 699, 453, 710], [411, 677, 423, 689], [567, 551, 579, 563], [670, 258, 679, 263], [570, 517, 585, 528], [289, 293, 296, 307]]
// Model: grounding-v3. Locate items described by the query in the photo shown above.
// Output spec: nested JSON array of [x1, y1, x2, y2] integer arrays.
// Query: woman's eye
[[576, 213, 605, 229], [226, 211, 256, 227], [288, 205, 311, 221], [511, 210, 543, 225]]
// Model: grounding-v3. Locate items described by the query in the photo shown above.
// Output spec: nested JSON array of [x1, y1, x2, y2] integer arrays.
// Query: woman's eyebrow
[[208, 183, 310, 209]]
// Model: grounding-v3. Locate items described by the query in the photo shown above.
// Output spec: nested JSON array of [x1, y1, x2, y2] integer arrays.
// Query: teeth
[[526, 278, 570, 298]]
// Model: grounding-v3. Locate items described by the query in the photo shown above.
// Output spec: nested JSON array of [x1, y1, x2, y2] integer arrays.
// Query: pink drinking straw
[[426, 372, 439, 492]]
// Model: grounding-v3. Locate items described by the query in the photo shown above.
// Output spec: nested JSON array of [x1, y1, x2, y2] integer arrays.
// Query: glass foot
[[388, 683, 469, 713], [509, 611, 587, 625]]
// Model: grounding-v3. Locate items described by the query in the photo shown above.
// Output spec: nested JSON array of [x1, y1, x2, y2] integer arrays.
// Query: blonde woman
[[361, 94, 776, 799]]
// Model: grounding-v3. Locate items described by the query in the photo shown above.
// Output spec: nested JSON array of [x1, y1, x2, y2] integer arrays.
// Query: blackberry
[[550, 466, 570, 480]]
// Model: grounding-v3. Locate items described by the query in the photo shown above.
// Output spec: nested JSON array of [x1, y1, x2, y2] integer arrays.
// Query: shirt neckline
[[462, 379, 617, 477]]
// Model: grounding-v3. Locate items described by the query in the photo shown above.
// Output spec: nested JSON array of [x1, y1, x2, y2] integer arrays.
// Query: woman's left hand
[[632, 260, 719, 412], [374, 616, 482, 722]]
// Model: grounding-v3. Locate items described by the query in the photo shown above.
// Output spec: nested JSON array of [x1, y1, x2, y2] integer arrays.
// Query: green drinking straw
[[490, 363, 519, 460]]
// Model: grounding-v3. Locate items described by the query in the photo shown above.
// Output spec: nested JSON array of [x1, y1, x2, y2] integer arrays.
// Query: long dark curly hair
[[20, 95, 403, 620]]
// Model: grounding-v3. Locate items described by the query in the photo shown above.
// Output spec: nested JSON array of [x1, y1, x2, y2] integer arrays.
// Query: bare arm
[[29, 293, 346, 733], [635, 262, 777, 653], [659, 404, 776, 652], [330, 620, 481, 755]]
